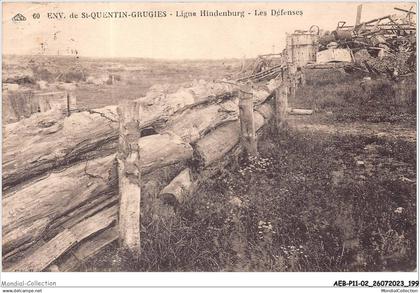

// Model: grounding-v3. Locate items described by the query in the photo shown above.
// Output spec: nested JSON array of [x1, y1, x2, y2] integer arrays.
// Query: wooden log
[[159, 99, 238, 143], [194, 110, 265, 168], [139, 132, 193, 174], [2, 130, 193, 259], [194, 122, 240, 168], [8, 206, 117, 272], [117, 100, 141, 253], [274, 85, 288, 130], [239, 86, 257, 156], [159, 168, 193, 206], [2, 106, 119, 190], [2, 83, 236, 190], [2, 155, 118, 257], [288, 108, 314, 115]]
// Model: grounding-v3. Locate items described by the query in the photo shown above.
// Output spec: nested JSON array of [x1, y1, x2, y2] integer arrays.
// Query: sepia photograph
[[1, 1, 417, 281]]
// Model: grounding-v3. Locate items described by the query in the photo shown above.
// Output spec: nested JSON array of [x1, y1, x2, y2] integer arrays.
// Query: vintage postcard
[[1, 0, 417, 289]]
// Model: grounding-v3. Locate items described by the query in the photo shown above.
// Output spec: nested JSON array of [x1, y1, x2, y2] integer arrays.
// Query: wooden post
[[117, 100, 141, 254], [238, 84, 257, 156], [66, 92, 71, 117], [287, 64, 297, 99], [300, 69, 306, 87], [65, 92, 77, 116], [275, 85, 288, 131], [70, 94, 77, 112], [38, 96, 51, 112]]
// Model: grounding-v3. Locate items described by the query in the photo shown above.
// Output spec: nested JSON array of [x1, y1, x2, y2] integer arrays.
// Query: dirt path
[[288, 114, 416, 143]]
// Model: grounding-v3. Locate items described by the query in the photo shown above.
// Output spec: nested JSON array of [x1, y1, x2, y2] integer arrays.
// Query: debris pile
[[318, 7, 416, 78]]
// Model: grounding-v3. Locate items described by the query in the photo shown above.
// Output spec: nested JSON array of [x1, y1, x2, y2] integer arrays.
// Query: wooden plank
[[8, 230, 77, 272], [117, 100, 141, 253], [70, 206, 117, 241]]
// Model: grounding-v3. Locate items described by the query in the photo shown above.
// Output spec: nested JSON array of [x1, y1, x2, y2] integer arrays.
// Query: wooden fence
[[3, 58, 303, 272], [114, 67, 297, 255]]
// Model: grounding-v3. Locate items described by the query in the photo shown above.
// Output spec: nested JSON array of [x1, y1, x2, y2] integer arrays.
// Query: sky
[[2, 2, 416, 59]]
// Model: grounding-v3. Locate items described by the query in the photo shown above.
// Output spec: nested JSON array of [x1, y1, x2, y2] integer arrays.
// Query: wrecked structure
[[318, 6, 416, 77], [238, 5, 416, 82]]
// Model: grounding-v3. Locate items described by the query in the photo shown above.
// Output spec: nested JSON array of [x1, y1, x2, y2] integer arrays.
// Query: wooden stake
[[239, 85, 257, 156], [66, 92, 71, 117], [275, 85, 288, 130], [38, 95, 51, 112], [117, 99, 141, 254], [69, 94, 77, 112], [287, 63, 297, 99], [65, 92, 77, 116]]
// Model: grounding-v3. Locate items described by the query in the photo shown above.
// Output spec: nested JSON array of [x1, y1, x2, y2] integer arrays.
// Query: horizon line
[[2, 53, 269, 61]]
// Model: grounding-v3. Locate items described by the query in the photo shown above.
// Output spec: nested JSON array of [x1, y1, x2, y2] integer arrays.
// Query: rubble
[[238, 6, 416, 81], [317, 6, 416, 78]]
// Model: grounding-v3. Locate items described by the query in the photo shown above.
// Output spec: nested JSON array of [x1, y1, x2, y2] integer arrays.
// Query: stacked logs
[[2, 79, 283, 272]]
